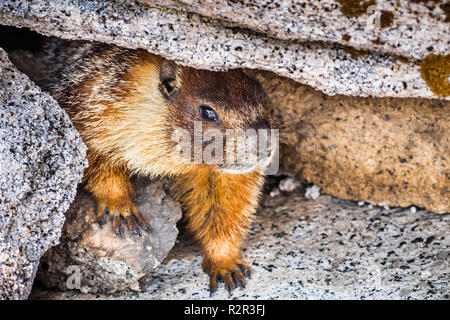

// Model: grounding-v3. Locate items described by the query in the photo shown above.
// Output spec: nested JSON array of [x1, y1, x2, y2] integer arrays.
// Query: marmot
[[38, 39, 274, 294]]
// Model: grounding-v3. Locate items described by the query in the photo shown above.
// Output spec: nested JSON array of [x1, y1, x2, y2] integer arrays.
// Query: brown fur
[[40, 39, 272, 294]]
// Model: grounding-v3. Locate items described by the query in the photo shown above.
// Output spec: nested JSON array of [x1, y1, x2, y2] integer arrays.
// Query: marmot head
[[158, 59, 275, 174]]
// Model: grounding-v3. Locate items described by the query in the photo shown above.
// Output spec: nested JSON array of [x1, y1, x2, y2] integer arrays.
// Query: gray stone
[[0, 0, 447, 100], [145, 0, 448, 60], [30, 190, 450, 299], [0, 48, 86, 299], [278, 177, 301, 193], [37, 178, 183, 294]]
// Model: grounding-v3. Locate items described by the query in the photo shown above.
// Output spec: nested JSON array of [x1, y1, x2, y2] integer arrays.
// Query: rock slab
[[37, 178, 183, 294], [0, 48, 86, 299], [249, 70, 450, 214], [0, 0, 448, 99]]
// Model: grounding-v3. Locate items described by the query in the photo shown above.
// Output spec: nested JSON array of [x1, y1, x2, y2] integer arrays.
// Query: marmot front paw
[[203, 258, 252, 296], [95, 198, 152, 238]]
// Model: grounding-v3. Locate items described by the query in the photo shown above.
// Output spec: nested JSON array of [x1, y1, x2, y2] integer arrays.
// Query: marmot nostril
[[40, 38, 274, 295]]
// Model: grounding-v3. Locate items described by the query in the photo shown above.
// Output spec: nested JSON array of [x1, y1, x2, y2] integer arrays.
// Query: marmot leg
[[83, 155, 151, 238], [173, 168, 263, 295]]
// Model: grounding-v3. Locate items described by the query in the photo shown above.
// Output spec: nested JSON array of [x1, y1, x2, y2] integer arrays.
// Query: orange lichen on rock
[[420, 54, 450, 98], [380, 10, 394, 28], [336, 0, 376, 17], [344, 47, 369, 58]]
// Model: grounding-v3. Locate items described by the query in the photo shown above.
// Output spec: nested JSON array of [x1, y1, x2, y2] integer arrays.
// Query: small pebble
[[278, 177, 301, 192], [410, 206, 417, 213], [305, 185, 321, 200], [270, 188, 281, 197], [358, 201, 365, 206]]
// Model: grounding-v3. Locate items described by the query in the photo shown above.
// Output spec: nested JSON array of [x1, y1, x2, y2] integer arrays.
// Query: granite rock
[[143, 0, 449, 60], [0, 0, 448, 100], [249, 70, 450, 214], [29, 189, 450, 299], [37, 178, 183, 294], [0, 48, 86, 299]]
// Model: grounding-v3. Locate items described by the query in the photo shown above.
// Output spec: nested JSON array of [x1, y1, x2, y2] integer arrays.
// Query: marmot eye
[[199, 105, 219, 123]]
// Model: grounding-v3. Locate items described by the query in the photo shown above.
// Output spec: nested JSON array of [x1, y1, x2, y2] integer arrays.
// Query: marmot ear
[[159, 59, 180, 100]]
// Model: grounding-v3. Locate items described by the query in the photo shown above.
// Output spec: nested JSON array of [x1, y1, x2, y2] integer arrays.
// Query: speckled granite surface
[[0, 0, 447, 100], [30, 187, 450, 300], [0, 48, 86, 299], [146, 0, 449, 60]]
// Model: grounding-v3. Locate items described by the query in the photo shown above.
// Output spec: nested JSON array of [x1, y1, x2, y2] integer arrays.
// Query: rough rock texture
[[144, 0, 449, 60], [0, 243, 35, 299], [37, 178, 182, 294], [248, 70, 450, 214], [0, 48, 86, 299], [0, 0, 448, 100], [0, 0, 448, 298], [30, 186, 450, 300]]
